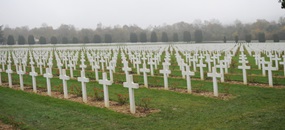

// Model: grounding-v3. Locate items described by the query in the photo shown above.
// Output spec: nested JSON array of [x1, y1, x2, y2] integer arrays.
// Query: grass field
[[1, 44, 285, 129], [1, 81, 285, 129]]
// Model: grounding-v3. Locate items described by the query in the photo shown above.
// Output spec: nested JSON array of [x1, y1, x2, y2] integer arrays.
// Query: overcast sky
[[0, 0, 284, 29]]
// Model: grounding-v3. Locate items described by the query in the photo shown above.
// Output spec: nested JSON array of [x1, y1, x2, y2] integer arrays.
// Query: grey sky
[[1, 0, 284, 29]]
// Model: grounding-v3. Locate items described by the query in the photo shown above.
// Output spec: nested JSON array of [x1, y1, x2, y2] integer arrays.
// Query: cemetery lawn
[[1, 84, 285, 130]]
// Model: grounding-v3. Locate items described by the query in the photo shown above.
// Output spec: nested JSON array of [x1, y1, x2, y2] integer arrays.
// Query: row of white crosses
[[0, 51, 7, 86], [175, 44, 239, 96], [120, 51, 142, 113], [3, 43, 283, 114], [1, 47, 160, 115], [55, 50, 79, 77], [248, 43, 285, 87], [174, 48, 195, 93], [77, 53, 89, 103], [6, 52, 13, 88], [126, 50, 160, 77], [159, 49, 171, 90], [238, 46, 251, 85], [231, 44, 281, 87]]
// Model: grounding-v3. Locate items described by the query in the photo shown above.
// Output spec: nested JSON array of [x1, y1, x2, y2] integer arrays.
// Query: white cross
[[190, 58, 197, 72], [77, 70, 89, 103], [134, 58, 141, 75], [267, 52, 274, 63], [72, 58, 77, 70], [14, 60, 19, 72], [212, 54, 218, 66], [185, 52, 190, 63], [17, 65, 25, 90], [205, 55, 213, 72], [196, 59, 206, 80], [6, 61, 13, 88], [100, 58, 105, 71], [38, 59, 44, 75], [122, 60, 132, 82], [264, 62, 277, 87], [140, 63, 150, 88], [148, 58, 155, 76], [123, 75, 139, 114], [92, 62, 100, 81], [29, 65, 38, 93], [57, 60, 63, 76], [253, 52, 260, 66], [159, 63, 171, 90], [272, 54, 281, 70], [141, 56, 147, 64], [280, 55, 285, 76], [216, 61, 226, 82], [43, 67, 53, 96], [110, 59, 117, 73], [207, 66, 221, 97], [106, 63, 114, 83], [260, 57, 266, 76], [68, 61, 74, 78], [180, 62, 186, 79], [22, 59, 27, 73], [59, 69, 70, 98], [79, 58, 87, 72], [238, 62, 251, 85], [1, 58, 6, 71], [63, 56, 68, 69], [47, 59, 53, 73], [223, 60, 229, 74], [183, 65, 195, 93], [98, 72, 112, 108]]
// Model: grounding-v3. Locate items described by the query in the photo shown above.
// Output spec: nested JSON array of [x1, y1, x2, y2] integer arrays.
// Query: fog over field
[[0, 0, 283, 28]]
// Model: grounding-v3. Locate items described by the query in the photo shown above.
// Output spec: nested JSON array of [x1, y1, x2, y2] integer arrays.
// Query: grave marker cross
[[238, 62, 251, 85], [43, 68, 53, 96], [29, 65, 38, 93], [207, 67, 221, 97], [59, 69, 70, 98], [140, 63, 150, 88], [196, 59, 206, 80], [17, 65, 25, 90], [183, 65, 195, 93], [123, 75, 139, 114], [159, 63, 171, 90], [98, 72, 113, 108], [264, 62, 277, 87], [77, 70, 89, 103]]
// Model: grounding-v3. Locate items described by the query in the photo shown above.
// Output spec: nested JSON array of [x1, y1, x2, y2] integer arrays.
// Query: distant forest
[[1, 17, 285, 45]]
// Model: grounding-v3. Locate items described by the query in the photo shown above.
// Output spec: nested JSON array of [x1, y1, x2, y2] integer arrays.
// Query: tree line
[[1, 18, 285, 45]]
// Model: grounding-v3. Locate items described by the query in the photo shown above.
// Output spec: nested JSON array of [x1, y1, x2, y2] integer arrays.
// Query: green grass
[[1, 77, 285, 129], [1, 45, 285, 129]]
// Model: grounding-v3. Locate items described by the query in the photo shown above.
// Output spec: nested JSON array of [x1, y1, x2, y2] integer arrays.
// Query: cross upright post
[[44, 67, 53, 96], [77, 70, 89, 103], [207, 66, 221, 97], [196, 59, 206, 80], [29, 65, 38, 93], [6, 60, 13, 88], [123, 75, 139, 114], [60, 69, 70, 98], [140, 63, 150, 88], [99, 72, 113, 108], [183, 65, 195, 93], [159, 62, 171, 90], [264, 62, 277, 87], [17, 64, 25, 90]]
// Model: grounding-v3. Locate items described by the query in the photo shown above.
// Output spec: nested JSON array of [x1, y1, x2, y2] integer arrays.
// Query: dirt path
[[0, 120, 13, 130]]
